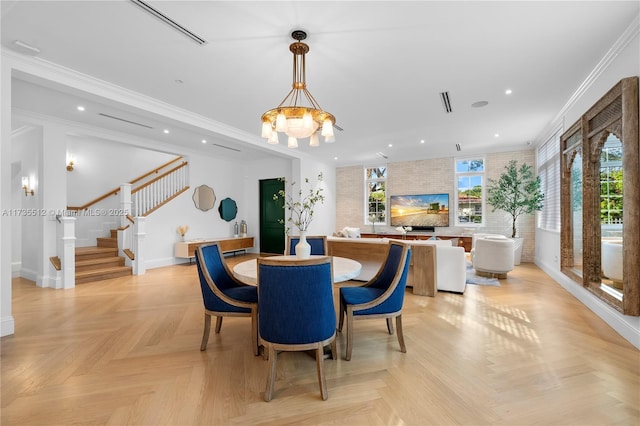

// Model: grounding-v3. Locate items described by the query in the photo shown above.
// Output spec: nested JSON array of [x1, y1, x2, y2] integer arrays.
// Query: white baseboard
[[1, 315, 15, 337], [536, 258, 640, 350], [11, 261, 21, 278]]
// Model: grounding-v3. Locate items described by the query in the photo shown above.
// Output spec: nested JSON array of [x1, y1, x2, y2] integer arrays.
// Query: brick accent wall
[[335, 150, 538, 262]]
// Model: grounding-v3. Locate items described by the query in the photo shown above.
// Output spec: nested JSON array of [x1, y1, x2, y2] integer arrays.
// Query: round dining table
[[232, 255, 362, 285]]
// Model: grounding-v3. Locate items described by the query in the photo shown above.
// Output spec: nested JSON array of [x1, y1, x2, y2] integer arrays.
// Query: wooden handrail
[[67, 156, 185, 210], [131, 161, 188, 194], [67, 189, 120, 211], [129, 156, 184, 186]]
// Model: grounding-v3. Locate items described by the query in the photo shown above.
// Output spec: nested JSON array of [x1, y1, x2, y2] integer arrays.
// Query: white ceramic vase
[[295, 231, 311, 259]]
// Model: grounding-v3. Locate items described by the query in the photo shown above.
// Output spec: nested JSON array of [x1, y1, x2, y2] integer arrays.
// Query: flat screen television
[[390, 193, 450, 231]]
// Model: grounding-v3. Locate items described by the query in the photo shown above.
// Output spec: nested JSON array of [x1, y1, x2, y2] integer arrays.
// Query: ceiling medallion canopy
[[261, 30, 335, 148]]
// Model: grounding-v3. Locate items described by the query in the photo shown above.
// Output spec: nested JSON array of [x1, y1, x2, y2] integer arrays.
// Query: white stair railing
[[131, 161, 189, 217]]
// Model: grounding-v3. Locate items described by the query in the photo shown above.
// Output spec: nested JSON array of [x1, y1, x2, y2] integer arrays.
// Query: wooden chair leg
[[251, 310, 259, 356], [316, 344, 328, 400], [264, 345, 277, 402], [337, 298, 345, 332], [200, 313, 211, 351], [345, 308, 354, 361], [215, 316, 223, 333], [386, 317, 394, 335], [396, 315, 407, 353], [330, 338, 337, 360]]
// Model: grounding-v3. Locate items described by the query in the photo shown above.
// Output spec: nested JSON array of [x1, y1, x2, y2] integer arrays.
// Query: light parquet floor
[[2, 255, 639, 425]]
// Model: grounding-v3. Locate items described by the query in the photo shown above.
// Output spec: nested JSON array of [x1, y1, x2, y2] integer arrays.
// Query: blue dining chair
[[257, 256, 336, 401], [338, 241, 411, 361], [195, 243, 259, 355], [284, 235, 328, 256]]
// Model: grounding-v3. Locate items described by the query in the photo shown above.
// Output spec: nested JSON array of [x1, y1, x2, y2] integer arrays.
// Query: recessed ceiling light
[[420, 140, 425, 144], [472, 101, 489, 108], [334, 157, 338, 160], [77, 106, 85, 111], [201, 139, 207, 144], [494, 133, 500, 138], [505, 89, 512, 95], [388, 144, 393, 148], [163, 129, 170, 134]]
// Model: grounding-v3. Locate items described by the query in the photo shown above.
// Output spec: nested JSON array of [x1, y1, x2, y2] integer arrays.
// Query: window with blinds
[[537, 128, 562, 231]]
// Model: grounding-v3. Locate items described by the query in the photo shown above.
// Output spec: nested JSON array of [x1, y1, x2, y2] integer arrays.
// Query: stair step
[[76, 246, 118, 261], [76, 256, 125, 272], [110, 229, 118, 239], [75, 266, 132, 284], [97, 237, 117, 248]]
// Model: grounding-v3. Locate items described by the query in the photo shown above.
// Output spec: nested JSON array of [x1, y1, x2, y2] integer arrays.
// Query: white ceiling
[[3, 1, 638, 165]]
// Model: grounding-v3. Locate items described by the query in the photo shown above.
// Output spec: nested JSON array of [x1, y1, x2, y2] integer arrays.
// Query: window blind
[[537, 129, 562, 232]]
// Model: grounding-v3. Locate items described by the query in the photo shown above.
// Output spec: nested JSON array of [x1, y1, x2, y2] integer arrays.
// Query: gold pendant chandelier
[[261, 30, 335, 148]]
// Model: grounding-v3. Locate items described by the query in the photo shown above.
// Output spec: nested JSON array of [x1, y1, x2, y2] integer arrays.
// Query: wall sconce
[[22, 176, 35, 196], [66, 153, 76, 171]]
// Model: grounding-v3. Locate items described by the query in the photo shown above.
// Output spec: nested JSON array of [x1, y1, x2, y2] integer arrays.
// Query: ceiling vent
[[456, 143, 462, 152], [130, 0, 207, 45], [440, 91, 453, 113], [98, 112, 153, 129], [376, 152, 388, 159], [213, 143, 241, 152]]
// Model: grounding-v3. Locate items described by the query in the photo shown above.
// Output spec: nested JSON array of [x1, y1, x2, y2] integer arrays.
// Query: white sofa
[[327, 236, 467, 295], [400, 239, 466, 293]]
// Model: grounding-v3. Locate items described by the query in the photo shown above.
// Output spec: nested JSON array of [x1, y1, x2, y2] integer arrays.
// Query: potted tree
[[486, 160, 544, 265]]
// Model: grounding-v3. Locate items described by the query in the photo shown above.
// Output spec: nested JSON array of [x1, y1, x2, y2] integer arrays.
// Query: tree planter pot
[[513, 237, 524, 265]]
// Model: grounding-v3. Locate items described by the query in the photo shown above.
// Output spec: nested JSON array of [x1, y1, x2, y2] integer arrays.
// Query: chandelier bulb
[[261, 121, 273, 138], [302, 111, 313, 131], [287, 136, 298, 148], [276, 112, 287, 132], [268, 131, 279, 145], [324, 134, 335, 143], [321, 118, 334, 137], [309, 132, 320, 147]]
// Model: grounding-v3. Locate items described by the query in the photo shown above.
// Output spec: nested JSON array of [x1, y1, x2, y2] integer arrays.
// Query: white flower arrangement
[[273, 173, 325, 233], [395, 226, 412, 234]]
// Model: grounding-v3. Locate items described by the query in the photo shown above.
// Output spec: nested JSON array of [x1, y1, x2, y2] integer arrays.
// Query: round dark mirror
[[218, 197, 238, 221]]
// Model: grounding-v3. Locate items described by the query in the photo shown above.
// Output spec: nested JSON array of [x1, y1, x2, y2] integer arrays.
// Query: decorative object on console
[[218, 197, 237, 221], [261, 30, 336, 148], [239, 220, 247, 238], [395, 226, 412, 239], [192, 184, 216, 212], [176, 224, 189, 241]]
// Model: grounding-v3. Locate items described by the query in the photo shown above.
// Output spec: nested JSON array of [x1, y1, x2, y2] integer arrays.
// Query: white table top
[[232, 256, 362, 285]]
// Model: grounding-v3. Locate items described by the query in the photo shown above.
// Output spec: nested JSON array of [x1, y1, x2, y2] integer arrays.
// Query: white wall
[[534, 22, 640, 349]]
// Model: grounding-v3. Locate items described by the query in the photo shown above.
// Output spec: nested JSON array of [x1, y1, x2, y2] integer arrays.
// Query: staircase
[[75, 230, 132, 284]]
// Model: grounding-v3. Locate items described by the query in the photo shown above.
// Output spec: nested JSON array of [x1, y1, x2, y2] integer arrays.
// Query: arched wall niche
[[560, 76, 639, 315]]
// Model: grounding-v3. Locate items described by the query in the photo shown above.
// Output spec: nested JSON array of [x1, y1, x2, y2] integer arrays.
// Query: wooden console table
[[360, 233, 472, 252], [175, 236, 254, 260]]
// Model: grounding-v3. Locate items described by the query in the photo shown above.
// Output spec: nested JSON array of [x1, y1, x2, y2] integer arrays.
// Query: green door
[[259, 178, 285, 254]]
